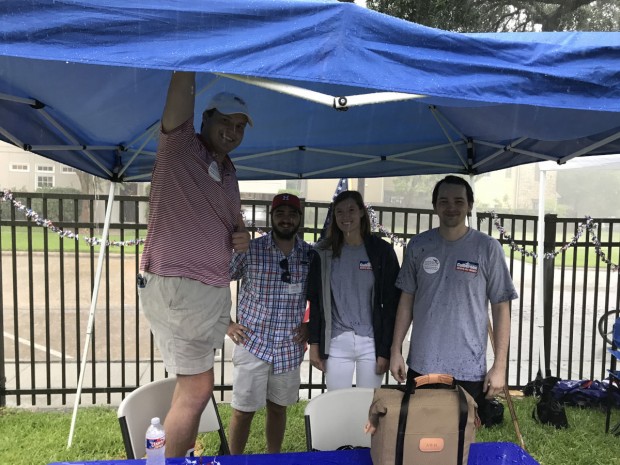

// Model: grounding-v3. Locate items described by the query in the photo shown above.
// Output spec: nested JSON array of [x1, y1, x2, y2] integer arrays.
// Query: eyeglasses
[[280, 258, 291, 283]]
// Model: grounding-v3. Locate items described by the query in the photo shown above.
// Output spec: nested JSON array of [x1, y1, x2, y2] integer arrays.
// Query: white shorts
[[231, 344, 301, 412], [138, 271, 231, 375]]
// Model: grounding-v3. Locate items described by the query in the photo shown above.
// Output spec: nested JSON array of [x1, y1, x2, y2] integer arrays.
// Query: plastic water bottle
[[145, 417, 166, 465]]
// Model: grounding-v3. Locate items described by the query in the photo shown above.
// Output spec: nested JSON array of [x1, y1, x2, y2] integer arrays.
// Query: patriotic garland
[[1, 188, 145, 247], [2, 188, 619, 271], [488, 211, 583, 260], [366, 204, 407, 248]]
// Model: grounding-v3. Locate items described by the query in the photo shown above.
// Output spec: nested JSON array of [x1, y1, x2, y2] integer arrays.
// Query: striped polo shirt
[[140, 119, 241, 287]]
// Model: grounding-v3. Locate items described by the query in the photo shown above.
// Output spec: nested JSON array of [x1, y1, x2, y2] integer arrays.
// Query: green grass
[[1, 397, 619, 465], [0, 226, 146, 253], [0, 228, 321, 252]]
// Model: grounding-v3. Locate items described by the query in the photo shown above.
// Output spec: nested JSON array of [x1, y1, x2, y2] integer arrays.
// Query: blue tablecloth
[[49, 442, 539, 465]]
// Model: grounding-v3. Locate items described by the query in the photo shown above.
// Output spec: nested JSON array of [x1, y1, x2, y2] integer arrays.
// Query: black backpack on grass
[[530, 375, 569, 429]]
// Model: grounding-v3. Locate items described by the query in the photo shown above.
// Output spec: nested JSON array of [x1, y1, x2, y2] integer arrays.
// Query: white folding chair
[[117, 377, 230, 458], [304, 387, 374, 451]]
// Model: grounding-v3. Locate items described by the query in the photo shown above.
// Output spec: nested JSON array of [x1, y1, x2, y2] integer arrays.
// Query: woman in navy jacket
[[306, 190, 401, 390]]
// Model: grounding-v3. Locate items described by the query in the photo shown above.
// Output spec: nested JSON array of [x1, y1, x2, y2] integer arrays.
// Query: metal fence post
[[0, 271, 4, 406], [543, 213, 557, 377]]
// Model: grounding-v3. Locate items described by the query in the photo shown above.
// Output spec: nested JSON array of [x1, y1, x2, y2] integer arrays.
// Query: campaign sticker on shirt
[[456, 260, 479, 274], [359, 260, 372, 271], [423, 257, 440, 274]]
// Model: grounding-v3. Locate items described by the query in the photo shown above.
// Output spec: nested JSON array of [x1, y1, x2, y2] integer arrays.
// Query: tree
[[390, 174, 445, 208], [556, 170, 620, 218], [366, 1, 619, 32]]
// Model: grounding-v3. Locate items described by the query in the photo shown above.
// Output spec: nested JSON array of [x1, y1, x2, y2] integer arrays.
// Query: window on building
[[61, 166, 77, 174], [37, 165, 54, 173], [10, 163, 29, 172], [37, 176, 54, 189]]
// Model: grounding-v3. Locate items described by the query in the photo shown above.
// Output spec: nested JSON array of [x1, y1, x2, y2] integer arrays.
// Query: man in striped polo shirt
[[227, 193, 312, 454], [138, 71, 251, 457]]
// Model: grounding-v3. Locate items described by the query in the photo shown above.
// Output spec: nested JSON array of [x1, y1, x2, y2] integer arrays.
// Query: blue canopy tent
[[1, 0, 620, 182], [1, 0, 620, 449]]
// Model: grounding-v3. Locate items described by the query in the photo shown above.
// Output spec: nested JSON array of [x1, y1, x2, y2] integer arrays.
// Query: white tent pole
[[469, 173, 477, 229], [67, 181, 117, 448], [535, 168, 547, 376], [215, 72, 424, 107]]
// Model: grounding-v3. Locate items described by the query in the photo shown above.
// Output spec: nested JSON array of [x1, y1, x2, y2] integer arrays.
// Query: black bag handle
[[395, 371, 469, 465], [395, 372, 415, 465]]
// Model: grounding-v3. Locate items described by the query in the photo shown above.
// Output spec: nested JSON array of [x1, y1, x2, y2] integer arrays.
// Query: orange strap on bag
[[413, 373, 454, 387]]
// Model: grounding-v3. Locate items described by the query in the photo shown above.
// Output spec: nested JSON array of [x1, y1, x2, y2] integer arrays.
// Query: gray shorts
[[231, 345, 301, 412], [138, 271, 231, 375]]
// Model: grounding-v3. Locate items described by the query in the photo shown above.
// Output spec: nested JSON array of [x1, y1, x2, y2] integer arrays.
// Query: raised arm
[[161, 71, 196, 133]]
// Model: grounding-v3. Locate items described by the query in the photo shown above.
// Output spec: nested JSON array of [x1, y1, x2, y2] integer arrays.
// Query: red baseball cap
[[271, 193, 302, 213]]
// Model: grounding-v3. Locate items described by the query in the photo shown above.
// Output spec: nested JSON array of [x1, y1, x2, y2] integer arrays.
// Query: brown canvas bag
[[368, 374, 478, 465]]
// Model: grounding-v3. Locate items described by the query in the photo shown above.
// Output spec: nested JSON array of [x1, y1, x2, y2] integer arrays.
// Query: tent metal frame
[[6, 73, 620, 185]]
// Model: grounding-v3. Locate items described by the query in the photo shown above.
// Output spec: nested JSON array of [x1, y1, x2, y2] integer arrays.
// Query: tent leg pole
[[535, 170, 547, 377], [469, 174, 477, 229], [67, 182, 116, 448]]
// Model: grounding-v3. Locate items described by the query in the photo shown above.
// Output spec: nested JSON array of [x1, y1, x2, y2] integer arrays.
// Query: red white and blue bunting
[[2, 188, 619, 272], [1, 188, 145, 247]]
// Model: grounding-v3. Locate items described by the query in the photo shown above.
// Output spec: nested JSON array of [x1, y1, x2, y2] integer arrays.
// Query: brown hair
[[323, 190, 370, 257], [432, 175, 474, 207]]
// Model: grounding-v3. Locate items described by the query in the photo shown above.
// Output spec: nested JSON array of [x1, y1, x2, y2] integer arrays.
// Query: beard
[[272, 223, 300, 241]]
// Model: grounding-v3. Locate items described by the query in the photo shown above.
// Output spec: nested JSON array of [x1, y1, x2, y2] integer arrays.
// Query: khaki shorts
[[231, 344, 301, 412], [138, 271, 231, 375]]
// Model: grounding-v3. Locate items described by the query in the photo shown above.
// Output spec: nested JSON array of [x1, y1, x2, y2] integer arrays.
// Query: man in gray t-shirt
[[390, 176, 518, 412]]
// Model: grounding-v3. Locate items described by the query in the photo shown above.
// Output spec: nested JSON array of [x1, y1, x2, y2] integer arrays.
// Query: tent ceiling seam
[[386, 141, 466, 160], [304, 159, 379, 178], [119, 124, 160, 179], [0, 126, 24, 148], [430, 106, 468, 169], [560, 131, 620, 164], [473, 137, 528, 169], [36, 107, 113, 178], [235, 165, 298, 177]]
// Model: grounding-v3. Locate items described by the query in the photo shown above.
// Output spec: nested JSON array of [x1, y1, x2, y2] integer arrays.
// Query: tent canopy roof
[[1, 0, 619, 182]]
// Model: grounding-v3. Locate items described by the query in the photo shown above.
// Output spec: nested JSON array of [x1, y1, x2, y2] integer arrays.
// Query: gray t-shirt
[[330, 243, 375, 338], [396, 228, 518, 381]]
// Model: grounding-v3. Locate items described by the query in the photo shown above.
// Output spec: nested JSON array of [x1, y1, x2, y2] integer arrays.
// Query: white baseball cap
[[206, 92, 253, 127]]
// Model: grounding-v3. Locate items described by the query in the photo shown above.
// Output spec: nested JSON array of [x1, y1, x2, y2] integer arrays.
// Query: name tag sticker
[[359, 261, 372, 271], [287, 282, 303, 294], [208, 161, 221, 182], [456, 260, 479, 274]]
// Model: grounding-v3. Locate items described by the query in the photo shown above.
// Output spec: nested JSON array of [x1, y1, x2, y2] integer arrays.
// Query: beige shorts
[[231, 344, 301, 412], [138, 271, 231, 375]]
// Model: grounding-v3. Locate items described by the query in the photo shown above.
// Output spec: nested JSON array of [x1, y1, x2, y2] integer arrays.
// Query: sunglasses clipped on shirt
[[280, 258, 291, 283]]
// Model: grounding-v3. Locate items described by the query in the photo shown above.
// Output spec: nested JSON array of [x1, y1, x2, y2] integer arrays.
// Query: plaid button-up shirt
[[230, 232, 313, 374]]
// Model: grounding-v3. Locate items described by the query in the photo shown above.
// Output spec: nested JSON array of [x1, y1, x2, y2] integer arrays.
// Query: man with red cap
[[138, 72, 251, 457], [227, 193, 313, 454]]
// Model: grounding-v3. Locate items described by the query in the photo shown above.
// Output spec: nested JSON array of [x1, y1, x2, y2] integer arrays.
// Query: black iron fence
[[1, 192, 619, 407]]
